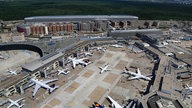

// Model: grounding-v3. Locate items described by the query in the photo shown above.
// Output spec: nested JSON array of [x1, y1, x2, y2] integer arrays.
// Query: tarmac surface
[[39, 50, 127, 108], [0, 46, 155, 108], [36, 46, 154, 108]]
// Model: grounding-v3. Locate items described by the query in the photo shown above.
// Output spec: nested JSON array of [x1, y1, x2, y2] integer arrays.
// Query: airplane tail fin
[[137, 68, 141, 75]]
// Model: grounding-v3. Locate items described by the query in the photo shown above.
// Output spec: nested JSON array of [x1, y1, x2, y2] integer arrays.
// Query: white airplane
[[68, 57, 90, 68], [132, 49, 144, 54], [166, 40, 181, 43], [57, 68, 70, 75], [110, 44, 123, 48], [99, 64, 111, 74], [6, 98, 25, 108], [123, 68, 151, 81], [29, 78, 58, 97], [184, 83, 192, 94], [0, 55, 5, 59], [92, 47, 106, 52], [7, 69, 17, 75], [80, 52, 93, 56], [181, 83, 192, 99], [107, 96, 122, 108]]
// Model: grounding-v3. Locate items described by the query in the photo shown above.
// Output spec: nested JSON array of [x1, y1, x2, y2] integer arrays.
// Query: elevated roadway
[[0, 43, 44, 57]]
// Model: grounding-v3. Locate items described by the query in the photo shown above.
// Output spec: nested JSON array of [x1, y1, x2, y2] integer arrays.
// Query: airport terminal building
[[17, 15, 139, 36]]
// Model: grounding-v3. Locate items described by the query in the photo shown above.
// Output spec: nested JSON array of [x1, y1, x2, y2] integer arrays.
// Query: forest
[[0, 0, 192, 21]]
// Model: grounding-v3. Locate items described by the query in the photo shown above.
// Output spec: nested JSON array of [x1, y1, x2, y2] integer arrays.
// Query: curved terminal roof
[[24, 15, 138, 22]]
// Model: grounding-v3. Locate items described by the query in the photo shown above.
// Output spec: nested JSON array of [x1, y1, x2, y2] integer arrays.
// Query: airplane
[[0, 55, 5, 59], [185, 83, 192, 90], [123, 67, 151, 81], [107, 96, 122, 108], [132, 49, 144, 54], [181, 83, 192, 99], [7, 69, 17, 75], [29, 78, 58, 97], [80, 52, 93, 56], [57, 68, 70, 75], [92, 47, 106, 52], [166, 40, 181, 43], [6, 98, 25, 108], [99, 64, 111, 74], [110, 44, 123, 48], [68, 57, 90, 68]]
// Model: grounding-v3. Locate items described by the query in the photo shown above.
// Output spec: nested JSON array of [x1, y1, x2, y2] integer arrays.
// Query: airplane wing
[[58, 72, 62, 75], [42, 79, 58, 84], [99, 67, 103, 70], [19, 104, 24, 108], [146, 74, 152, 77], [125, 71, 135, 76], [88, 53, 93, 56], [185, 83, 190, 88], [7, 103, 14, 108], [129, 76, 140, 80], [79, 58, 88, 61], [23, 81, 35, 90], [100, 70, 104, 74], [102, 49, 106, 52], [105, 69, 112, 71], [79, 61, 88, 66], [107, 96, 122, 108], [15, 98, 24, 103], [64, 68, 69, 71], [79, 52, 84, 55], [32, 84, 41, 97], [58, 71, 62, 75], [137, 68, 141, 75], [72, 61, 77, 68]]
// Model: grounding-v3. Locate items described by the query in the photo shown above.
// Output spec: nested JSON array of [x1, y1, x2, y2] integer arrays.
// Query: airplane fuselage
[[125, 71, 151, 81], [69, 58, 88, 65], [31, 79, 52, 90], [9, 100, 20, 107], [100, 65, 110, 73]]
